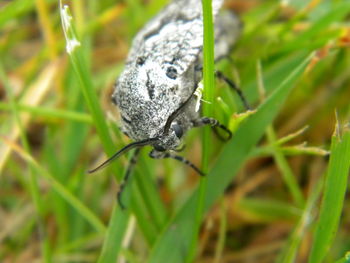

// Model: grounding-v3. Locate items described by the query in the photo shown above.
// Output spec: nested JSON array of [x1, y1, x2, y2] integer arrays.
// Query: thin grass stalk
[[186, 0, 215, 261], [0, 103, 93, 123], [266, 126, 305, 207], [214, 199, 227, 263], [277, 178, 323, 263], [60, 5, 129, 261]]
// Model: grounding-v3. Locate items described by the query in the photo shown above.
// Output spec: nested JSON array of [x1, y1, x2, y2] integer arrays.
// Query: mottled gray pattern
[[112, 0, 241, 151]]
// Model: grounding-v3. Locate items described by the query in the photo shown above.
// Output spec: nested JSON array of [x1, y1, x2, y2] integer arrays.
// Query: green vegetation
[[1, 0, 350, 262]]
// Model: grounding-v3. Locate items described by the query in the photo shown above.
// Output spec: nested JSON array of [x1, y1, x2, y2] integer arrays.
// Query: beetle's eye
[[136, 56, 145, 66], [166, 66, 177, 80], [173, 123, 183, 139], [154, 144, 166, 152]]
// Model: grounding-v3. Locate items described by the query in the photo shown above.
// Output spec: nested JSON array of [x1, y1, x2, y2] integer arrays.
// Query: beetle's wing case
[[114, 0, 224, 142], [113, 0, 243, 145], [126, 0, 224, 69]]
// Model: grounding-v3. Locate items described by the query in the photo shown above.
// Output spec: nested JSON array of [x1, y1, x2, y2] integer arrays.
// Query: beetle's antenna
[[88, 137, 158, 173], [163, 86, 198, 135]]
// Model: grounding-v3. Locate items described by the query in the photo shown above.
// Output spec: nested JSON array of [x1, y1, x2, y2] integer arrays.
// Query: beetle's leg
[[192, 117, 232, 141], [215, 70, 251, 110], [117, 148, 141, 209], [194, 65, 250, 111], [149, 149, 205, 176]]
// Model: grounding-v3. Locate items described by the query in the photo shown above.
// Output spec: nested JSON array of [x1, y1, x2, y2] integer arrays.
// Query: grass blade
[[308, 122, 350, 263], [335, 253, 350, 263], [60, 3, 116, 158], [186, 0, 215, 261], [97, 206, 129, 263], [0, 102, 92, 123], [60, 4, 129, 261], [278, 178, 323, 263], [266, 127, 305, 207]]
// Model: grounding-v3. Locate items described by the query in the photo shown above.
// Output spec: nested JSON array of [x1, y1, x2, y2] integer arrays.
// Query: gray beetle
[[89, 0, 249, 207]]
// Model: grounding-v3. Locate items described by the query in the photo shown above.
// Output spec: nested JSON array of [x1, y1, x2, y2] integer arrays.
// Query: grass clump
[[1, 0, 350, 262]]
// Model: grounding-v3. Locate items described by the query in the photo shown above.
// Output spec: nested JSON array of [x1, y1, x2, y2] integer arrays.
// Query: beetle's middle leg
[[192, 117, 232, 141], [215, 70, 250, 110], [194, 65, 250, 111]]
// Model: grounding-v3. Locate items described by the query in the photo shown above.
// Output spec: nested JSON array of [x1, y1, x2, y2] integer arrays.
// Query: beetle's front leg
[[149, 149, 205, 176], [117, 148, 141, 209]]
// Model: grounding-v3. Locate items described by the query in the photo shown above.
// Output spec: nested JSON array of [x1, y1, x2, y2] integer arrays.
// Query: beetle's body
[[89, 0, 246, 207], [112, 0, 241, 153]]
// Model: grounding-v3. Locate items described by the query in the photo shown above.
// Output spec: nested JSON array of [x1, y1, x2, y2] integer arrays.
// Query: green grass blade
[[60, 4, 129, 261], [147, 52, 313, 263], [0, 102, 93, 124], [60, 3, 116, 159], [335, 252, 350, 263], [308, 123, 350, 263], [186, 0, 215, 261], [201, 0, 216, 169], [97, 206, 129, 263], [237, 198, 301, 222], [277, 178, 323, 263], [266, 127, 305, 207]]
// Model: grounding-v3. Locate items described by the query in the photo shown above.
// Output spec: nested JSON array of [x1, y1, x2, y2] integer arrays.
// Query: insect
[[89, 0, 250, 208]]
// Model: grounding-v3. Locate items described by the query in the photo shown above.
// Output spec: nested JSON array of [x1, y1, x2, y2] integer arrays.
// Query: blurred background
[[1, 0, 350, 262]]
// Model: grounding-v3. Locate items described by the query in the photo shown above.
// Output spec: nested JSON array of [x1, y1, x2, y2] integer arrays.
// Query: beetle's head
[[152, 122, 184, 152]]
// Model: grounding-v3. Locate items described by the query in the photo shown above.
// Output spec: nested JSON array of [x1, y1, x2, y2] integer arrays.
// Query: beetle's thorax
[[113, 57, 199, 145]]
